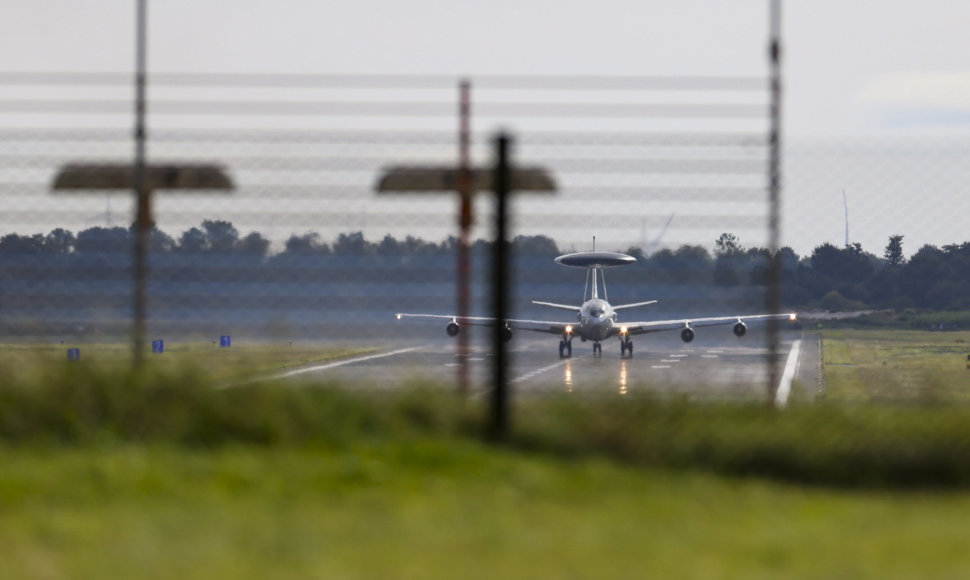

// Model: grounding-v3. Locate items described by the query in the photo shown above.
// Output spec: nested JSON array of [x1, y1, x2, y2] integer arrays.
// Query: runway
[[278, 330, 816, 402]]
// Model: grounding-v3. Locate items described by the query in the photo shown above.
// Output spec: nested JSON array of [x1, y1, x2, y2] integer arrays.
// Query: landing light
[[789, 313, 797, 321], [620, 326, 628, 335], [396, 314, 402, 320], [565, 325, 573, 334]]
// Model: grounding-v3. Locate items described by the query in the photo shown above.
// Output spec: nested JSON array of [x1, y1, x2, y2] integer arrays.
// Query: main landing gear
[[558, 339, 573, 358], [620, 339, 634, 358]]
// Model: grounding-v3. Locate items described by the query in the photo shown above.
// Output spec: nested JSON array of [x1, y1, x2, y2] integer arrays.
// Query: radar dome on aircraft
[[554, 251, 636, 268]]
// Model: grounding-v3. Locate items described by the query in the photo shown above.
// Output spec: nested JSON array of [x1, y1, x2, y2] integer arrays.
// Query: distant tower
[[843, 189, 849, 247]]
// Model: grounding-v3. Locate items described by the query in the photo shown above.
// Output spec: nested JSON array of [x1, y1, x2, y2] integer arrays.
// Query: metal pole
[[766, 0, 783, 399], [132, 0, 149, 365], [489, 133, 511, 441], [456, 79, 472, 396]]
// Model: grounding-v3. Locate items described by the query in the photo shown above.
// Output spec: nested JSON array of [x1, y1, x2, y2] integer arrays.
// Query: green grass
[[822, 329, 970, 402], [0, 340, 374, 383], [4, 338, 970, 576], [2, 443, 970, 579]]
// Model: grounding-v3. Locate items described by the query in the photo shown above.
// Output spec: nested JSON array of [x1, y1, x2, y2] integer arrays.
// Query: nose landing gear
[[592, 342, 602, 356], [558, 339, 573, 358], [620, 339, 634, 358]]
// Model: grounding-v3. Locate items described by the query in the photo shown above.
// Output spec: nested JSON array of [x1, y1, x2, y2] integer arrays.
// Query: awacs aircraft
[[395, 249, 796, 358]]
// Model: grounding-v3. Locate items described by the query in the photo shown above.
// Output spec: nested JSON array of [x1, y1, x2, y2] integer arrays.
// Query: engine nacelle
[[445, 322, 460, 337], [680, 327, 695, 343], [733, 321, 747, 337]]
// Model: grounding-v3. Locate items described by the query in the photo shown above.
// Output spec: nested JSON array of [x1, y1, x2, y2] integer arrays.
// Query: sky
[[2, 0, 970, 256]]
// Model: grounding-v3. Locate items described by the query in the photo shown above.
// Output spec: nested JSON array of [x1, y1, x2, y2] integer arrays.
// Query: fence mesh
[[0, 69, 796, 399]]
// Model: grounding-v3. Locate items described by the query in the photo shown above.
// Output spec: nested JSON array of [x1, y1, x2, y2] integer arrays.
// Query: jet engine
[[733, 321, 747, 337], [446, 322, 460, 337], [680, 327, 695, 343]]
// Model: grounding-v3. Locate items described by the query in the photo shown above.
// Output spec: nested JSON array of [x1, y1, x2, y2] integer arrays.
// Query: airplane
[[395, 247, 797, 358]]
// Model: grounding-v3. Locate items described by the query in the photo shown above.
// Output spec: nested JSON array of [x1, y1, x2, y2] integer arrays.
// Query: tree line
[[0, 221, 966, 311]]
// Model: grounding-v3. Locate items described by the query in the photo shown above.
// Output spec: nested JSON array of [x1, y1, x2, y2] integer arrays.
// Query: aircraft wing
[[621, 312, 797, 335], [395, 313, 569, 335]]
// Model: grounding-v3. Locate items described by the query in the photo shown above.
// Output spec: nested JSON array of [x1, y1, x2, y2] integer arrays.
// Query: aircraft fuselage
[[577, 298, 617, 342]]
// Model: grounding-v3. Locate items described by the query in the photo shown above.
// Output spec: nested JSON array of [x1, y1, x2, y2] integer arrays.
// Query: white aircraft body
[[395, 249, 796, 358]]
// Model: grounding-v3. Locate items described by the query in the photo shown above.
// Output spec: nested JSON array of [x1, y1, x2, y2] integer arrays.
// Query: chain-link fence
[[8, 2, 970, 445]]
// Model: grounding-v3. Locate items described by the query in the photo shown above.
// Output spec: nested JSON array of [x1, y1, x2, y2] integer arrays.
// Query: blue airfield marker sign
[[152, 340, 164, 354], [220, 335, 231, 348], [67, 348, 80, 361]]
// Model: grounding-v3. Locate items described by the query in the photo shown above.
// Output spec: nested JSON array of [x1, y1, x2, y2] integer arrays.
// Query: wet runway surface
[[279, 330, 816, 402]]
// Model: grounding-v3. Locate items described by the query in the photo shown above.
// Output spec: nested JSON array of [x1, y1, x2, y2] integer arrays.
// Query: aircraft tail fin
[[612, 300, 659, 311], [532, 300, 581, 312]]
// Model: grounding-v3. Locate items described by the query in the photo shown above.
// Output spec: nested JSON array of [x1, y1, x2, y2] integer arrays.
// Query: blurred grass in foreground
[[4, 363, 970, 577], [3, 361, 970, 487], [2, 444, 970, 579]]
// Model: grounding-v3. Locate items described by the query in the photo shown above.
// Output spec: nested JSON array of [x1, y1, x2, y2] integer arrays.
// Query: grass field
[[3, 442, 970, 579], [821, 329, 970, 402], [4, 331, 970, 577], [0, 340, 374, 384]]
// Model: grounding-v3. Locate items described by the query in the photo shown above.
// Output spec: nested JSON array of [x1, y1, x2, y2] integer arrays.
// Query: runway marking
[[236, 347, 419, 385], [511, 359, 571, 384], [775, 339, 802, 408], [651, 365, 671, 369], [707, 350, 724, 353], [669, 354, 688, 358], [701, 354, 719, 358], [660, 359, 680, 363]]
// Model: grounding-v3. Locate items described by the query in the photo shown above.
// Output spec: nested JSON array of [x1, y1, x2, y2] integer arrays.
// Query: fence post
[[132, 0, 149, 365], [766, 0, 784, 401], [489, 133, 511, 441]]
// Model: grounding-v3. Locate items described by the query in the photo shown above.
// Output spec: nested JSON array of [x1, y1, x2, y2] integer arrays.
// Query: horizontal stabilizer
[[612, 300, 658, 311], [532, 300, 581, 312]]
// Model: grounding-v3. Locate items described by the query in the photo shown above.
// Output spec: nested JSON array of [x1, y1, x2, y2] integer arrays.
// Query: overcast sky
[[3, 0, 970, 136], [3, 1, 970, 256]]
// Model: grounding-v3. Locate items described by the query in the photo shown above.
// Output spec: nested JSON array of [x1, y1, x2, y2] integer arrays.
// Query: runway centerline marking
[[651, 365, 671, 369], [229, 347, 420, 386], [278, 347, 419, 378], [660, 359, 680, 363], [511, 358, 573, 384], [775, 339, 802, 408]]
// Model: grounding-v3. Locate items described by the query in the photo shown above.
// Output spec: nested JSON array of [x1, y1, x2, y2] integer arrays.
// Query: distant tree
[[713, 234, 745, 286], [333, 231, 369, 255], [0, 233, 45, 254], [43, 228, 75, 253], [714, 232, 743, 258], [512, 234, 559, 256], [177, 227, 207, 254], [810, 242, 874, 285], [884, 234, 905, 267], [75, 227, 130, 254], [283, 232, 329, 255], [149, 225, 175, 254], [777, 247, 800, 271], [237, 231, 270, 257], [897, 245, 945, 307], [376, 234, 404, 256], [201, 219, 239, 254]]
